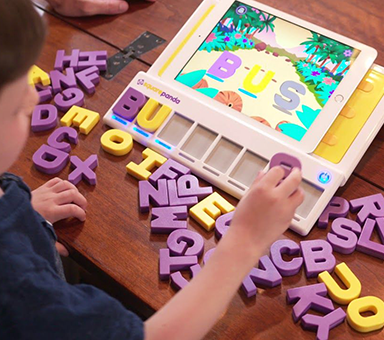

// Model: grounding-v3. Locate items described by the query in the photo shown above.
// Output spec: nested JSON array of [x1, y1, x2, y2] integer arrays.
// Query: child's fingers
[[52, 179, 78, 193], [276, 168, 302, 197], [288, 187, 305, 210], [54, 204, 86, 222], [56, 189, 87, 210], [83, 0, 129, 16], [259, 166, 285, 189], [45, 177, 62, 188], [55, 242, 69, 257]]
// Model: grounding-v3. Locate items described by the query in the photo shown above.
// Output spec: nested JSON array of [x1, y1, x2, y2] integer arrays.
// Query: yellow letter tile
[[318, 262, 361, 305], [189, 192, 235, 231], [101, 129, 133, 156], [347, 296, 384, 333], [28, 65, 51, 86], [126, 148, 167, 180], [61, 106, 100, 135], [136, 98, 171, 132]]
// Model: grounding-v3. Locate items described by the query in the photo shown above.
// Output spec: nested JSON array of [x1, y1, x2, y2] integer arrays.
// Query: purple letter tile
[[350, 193, 384, 225], [270, 239, 303, 276], [357, 218, 384, 260], [78, 51, 108, 71], [302, 308, 346, 340], [170, 264, 201, 291], [54, 49, 80, 71], [47, 127, 78, 153], [159, 248, 198, 280], [215, 211, 234, 240], [68, 155, 98, 186], [50, 68, 77, 94], [139, 179, 168, 213], [203, 248, 216, 265], [31, 104, 58, 132], [318, 197, 350, 229], [149, 159, 191, 184], [177, 174, 213, 199], [327, 218, 361, 255], [269, 152, 302, 180], [112, 87, 147, 121], [241, 255, 282, 298], [286, 283, 335, 323], [301, 240, 336, 278], [35, 84, 53, 104], [167, 229, 204, 257], [151, 206, 187, 234], [33, 144, 69, 174], [76, 66, 100, 94], [167, 179, 198, 207], [54, 88, 85, 112]]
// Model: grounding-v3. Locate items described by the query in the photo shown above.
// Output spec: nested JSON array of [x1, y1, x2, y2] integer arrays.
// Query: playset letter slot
[[230, 151, 268, 187], [181, 125, 218, 160], [205, 138, 243, 174], [137, 99, 172, 132], [157, 113, 194, 146], [295, 180, 323, 219]]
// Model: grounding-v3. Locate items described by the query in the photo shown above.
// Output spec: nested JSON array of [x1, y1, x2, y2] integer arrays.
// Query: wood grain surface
[[10, 2, 384, 339]]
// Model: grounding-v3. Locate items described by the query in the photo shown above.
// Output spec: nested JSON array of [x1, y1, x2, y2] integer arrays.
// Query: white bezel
[[156, 0, 377, 153]]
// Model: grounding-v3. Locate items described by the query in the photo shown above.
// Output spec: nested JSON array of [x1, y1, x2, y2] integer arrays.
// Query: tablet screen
[[175, 1, 360, 142]]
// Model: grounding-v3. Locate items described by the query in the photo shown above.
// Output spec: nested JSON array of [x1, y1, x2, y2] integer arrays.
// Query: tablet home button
[[335, 94, 344, 103]]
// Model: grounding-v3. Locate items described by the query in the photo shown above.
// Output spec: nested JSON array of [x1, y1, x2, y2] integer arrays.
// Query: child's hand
[[229, 167, 304, 255], [31, 178, 87, 224]]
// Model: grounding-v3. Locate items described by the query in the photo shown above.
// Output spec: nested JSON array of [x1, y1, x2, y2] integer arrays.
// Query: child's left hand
[[31, 178, 87, 224]]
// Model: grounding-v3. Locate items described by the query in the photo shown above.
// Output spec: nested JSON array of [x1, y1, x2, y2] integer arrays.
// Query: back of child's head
[[0, 0, 46, 93]]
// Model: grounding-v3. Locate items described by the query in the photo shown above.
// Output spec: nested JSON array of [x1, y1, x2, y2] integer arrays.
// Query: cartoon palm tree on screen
[[302, 33, 328, 63]]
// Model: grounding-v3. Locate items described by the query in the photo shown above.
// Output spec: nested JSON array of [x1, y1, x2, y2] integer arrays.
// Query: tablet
[[160, 0, 377, 153]]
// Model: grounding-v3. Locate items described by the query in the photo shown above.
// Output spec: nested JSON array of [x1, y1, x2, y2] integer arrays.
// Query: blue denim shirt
[[0, 174, 144, 339]]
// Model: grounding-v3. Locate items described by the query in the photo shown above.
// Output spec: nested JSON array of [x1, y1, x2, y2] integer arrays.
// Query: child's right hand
[[229, 166, 304, 257]]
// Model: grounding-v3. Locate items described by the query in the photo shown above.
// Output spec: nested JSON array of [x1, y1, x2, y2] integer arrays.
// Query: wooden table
[[12, 1, 384, 339]]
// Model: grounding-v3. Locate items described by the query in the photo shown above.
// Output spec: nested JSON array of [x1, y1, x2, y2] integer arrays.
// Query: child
[[0, 1, 304, 339]]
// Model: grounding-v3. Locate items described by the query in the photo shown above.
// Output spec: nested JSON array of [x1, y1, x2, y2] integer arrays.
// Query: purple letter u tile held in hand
[[33, 144, 69, 174], [318, 196, 350, 229], [301, 308, 346, 340], [241, 255, 282, 298], [149, 159, 191, 184], [177, 174, 213, 199], [170, 264, 201, 291], [327, 218, 362, 255], [68, 155, 98, 186], [31, 104, 58, 132], [350, 193, 384, 225], [151, 206, 187, 233], [139, 179, 169, 213], [357, 218, 384, 260], [159, 248, 198, 280], [167, 179, 198, 207], [78, 51, 108, 71], [76, 66, 100, 94], [47, 127, 78, 153], [301, 239, 336, 278], [269, 152, 302, 179], [54, 88, 85, 112], [167, 229, 204, 257], [215, 211, 234, 240], [286, 283, 335, 323], [270, 239, 303, 276]]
